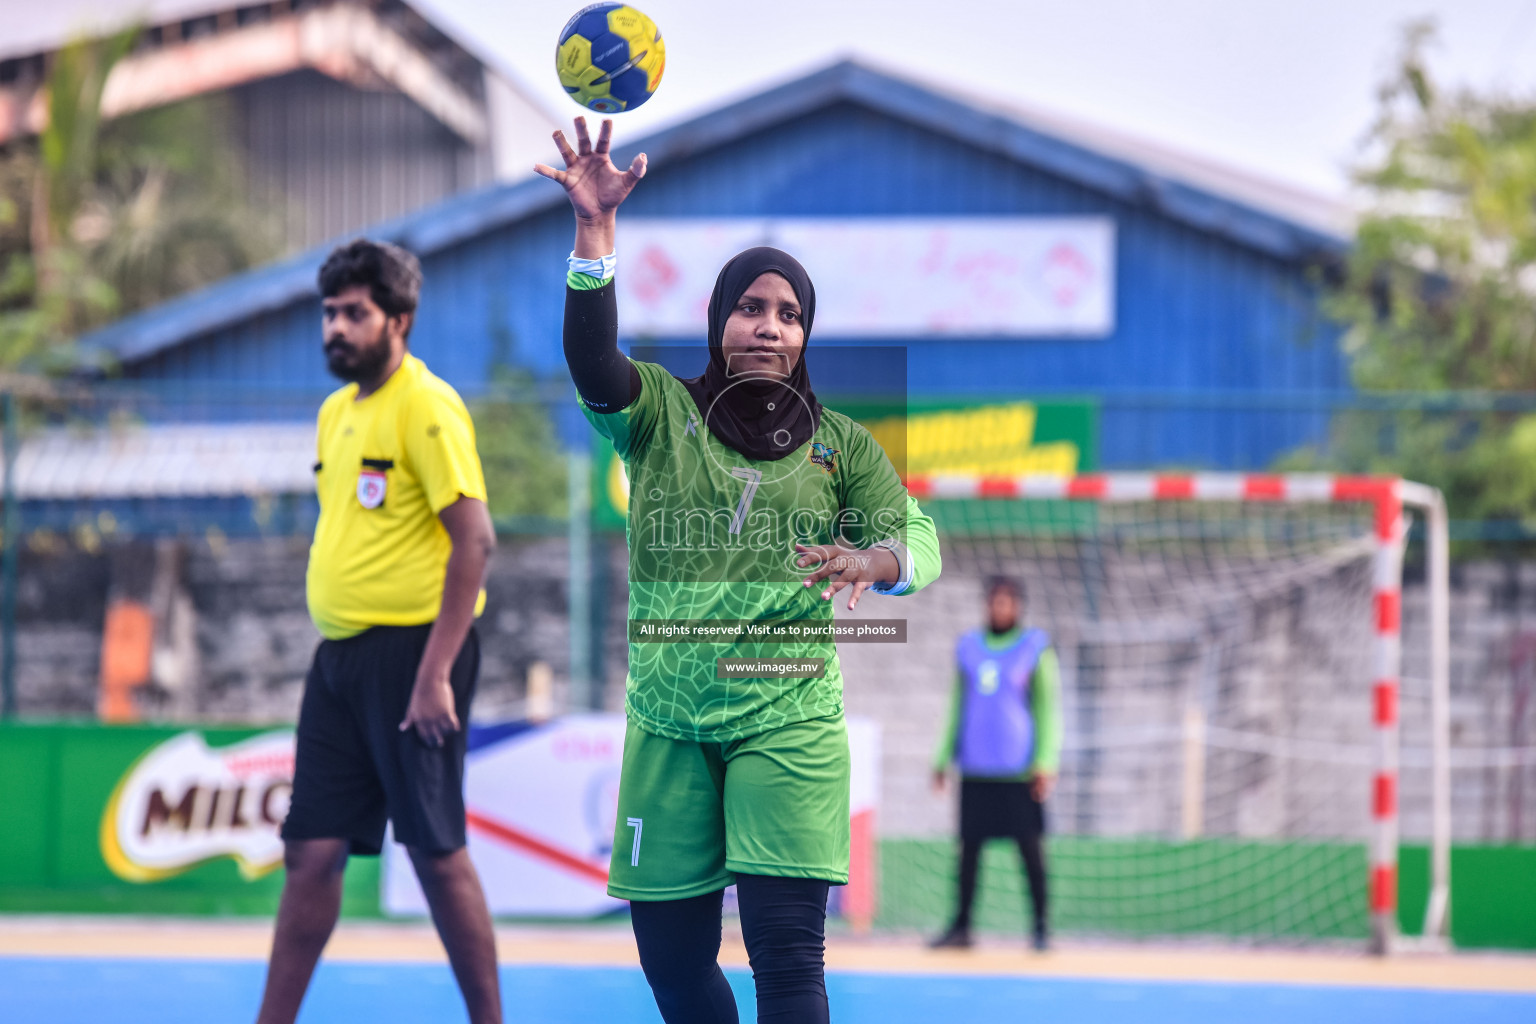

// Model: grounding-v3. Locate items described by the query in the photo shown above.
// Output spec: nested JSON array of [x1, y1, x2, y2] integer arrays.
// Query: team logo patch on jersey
[[357, 469, 387, 509], [808, 442, 839, 474]]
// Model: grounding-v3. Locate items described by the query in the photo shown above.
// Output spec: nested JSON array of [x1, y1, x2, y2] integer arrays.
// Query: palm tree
[[0, 26, 277, 372]]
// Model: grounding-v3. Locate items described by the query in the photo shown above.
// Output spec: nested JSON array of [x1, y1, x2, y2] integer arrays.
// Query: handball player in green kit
[[537, 117, 941, 1023]]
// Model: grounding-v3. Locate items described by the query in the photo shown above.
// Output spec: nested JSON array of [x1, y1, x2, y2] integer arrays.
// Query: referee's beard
[[325, 327, 394, 384]]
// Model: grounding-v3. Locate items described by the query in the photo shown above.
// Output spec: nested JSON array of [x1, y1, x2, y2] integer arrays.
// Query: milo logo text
[[101, 731, 295, 882]]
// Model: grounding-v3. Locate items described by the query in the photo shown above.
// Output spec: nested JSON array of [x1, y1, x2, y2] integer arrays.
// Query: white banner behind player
[[383, 714, 881, 919], [615, 217, 1115, 338]]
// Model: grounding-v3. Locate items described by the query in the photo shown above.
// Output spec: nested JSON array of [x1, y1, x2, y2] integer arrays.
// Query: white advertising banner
[[383, 714, 881, 919], [615, 217, 1115, 338], [384, 714, 627, 918]]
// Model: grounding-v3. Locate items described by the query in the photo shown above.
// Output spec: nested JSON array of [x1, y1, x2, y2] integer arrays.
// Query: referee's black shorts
[[282, 624, 478, 856]]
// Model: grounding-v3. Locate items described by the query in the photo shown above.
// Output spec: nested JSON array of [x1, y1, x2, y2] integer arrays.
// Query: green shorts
[[607, 713, 851, 901]]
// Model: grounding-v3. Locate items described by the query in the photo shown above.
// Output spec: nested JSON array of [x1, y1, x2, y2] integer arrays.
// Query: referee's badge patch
[[357, 469, 387, 509]]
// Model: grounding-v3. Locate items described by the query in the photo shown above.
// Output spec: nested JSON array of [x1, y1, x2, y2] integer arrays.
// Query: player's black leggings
[[953, 833, 1049, 936], [630, 875, 830, 1024]]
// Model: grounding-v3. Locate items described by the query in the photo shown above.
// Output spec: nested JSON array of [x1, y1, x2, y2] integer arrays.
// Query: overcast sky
[[421, 0, 1536, 200]]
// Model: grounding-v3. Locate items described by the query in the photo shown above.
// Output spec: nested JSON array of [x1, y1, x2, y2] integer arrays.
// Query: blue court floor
[[2, 958, 1533, 1023]]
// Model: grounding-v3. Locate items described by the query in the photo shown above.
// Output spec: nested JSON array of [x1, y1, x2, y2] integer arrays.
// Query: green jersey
[[583, 358, 941, 743]]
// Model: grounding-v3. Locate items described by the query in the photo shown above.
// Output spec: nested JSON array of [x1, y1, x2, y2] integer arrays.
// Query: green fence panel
[[880, 837, 1536, 949], [0, 727, 59, 887]]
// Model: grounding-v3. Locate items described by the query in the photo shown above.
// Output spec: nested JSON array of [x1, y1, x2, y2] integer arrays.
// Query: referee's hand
[[400, 670, 461, 747]]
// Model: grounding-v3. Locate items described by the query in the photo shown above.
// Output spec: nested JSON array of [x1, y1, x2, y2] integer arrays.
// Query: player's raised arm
[[537, 117, 647, 413]]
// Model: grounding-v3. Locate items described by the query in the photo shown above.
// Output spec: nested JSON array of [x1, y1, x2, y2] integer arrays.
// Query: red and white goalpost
[[902, 473, 1450, 954]]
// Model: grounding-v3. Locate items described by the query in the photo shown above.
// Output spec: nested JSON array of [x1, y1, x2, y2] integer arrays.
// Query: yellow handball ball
[[556, 4, 666, 114]]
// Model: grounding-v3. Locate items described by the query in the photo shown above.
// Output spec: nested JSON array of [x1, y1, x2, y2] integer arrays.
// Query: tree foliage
[[471, 371, 570, 524], [466, 309, 572, 525], [0, 28, 276, 372], [1314, 22, 1536, 524]]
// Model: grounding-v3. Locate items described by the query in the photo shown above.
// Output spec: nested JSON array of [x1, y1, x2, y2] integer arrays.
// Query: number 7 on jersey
[[728, 467, 762, 535]]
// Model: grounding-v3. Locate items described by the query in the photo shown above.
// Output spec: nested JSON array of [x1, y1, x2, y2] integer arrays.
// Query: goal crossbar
[[904, 473, 1451, 954]]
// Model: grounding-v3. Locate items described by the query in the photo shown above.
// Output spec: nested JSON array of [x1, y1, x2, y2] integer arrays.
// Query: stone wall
[[12, 543, 111, 716], [11, 534, 631, 724], [1401, 561, 1536, 844]]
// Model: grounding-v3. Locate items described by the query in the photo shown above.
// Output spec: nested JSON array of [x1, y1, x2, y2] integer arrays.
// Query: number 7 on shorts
[[626, 817, 643, 867]]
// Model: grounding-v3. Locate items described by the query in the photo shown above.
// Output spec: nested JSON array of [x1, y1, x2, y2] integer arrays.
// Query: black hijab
[[680, 247, 821, 461]]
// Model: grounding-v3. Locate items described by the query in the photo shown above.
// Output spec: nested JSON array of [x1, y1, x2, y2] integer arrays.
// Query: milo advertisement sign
[[0, 723, 379, 916], [100, 730, 294, 882]]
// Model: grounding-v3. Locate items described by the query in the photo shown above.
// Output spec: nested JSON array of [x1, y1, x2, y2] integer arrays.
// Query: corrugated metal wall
[[232, 70, 492, 253], [124, 101, 1347, 470]]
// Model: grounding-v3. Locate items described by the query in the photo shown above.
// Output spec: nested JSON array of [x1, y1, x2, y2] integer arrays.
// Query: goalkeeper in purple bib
[[930, 576, 1062, 951]]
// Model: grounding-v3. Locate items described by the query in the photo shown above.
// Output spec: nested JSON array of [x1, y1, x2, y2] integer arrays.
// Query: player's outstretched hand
[[534, 117, 646, 219], [794, 541, 901, 611]]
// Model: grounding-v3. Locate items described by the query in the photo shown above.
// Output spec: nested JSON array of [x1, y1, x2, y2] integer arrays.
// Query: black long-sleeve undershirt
[[563, 281, 641, 412]]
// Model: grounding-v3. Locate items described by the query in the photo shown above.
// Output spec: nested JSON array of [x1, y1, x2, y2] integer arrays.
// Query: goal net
[[849, 474, 1442, 950]]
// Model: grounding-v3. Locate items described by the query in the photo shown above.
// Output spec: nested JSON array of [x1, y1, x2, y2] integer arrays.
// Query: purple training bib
[[956, 628, 1049, 776]]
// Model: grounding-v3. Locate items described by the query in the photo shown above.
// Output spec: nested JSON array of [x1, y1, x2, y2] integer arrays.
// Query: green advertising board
[[0, 721, 1533, 948], [0, 721, 378, 917]]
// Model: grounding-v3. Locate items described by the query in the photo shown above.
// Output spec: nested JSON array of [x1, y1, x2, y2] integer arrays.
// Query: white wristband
[[867, 539, 913, 596], [567, 250, 617, 281]]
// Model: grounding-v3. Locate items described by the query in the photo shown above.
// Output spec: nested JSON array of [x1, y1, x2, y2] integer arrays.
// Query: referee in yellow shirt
[[256, 241, 501, 1024]]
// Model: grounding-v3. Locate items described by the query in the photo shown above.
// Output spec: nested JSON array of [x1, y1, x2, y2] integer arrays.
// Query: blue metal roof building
[[79, 60, 1351, 471]]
